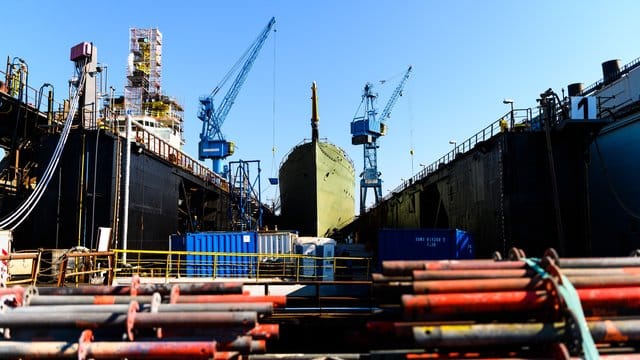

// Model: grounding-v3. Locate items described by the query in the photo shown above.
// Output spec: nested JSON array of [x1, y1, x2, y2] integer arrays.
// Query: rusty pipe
[[247, 323, 280, 339], [577, 287, 640, 310], [26, 295, 155, 306], [402, 291, 549, 317], [0, 311, 257, 328], [555, 257, 640, 268], [218, 336, 267, 354], [567, 275, 640, 288], [173, 294, 286, 308], [382, 259, 512, 276], [13, 302, 274, 315], [412, 275, 640, 294], [412, 269, 531, 280], [0, 340, 218, 359], [411, 318, 640, 347], [413, 277, 543, 294], [559, 267, 640, 276], [404, 287, 640, 318]]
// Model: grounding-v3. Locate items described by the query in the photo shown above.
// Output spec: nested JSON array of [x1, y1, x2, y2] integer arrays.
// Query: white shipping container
[[257, 231, 297, 255]]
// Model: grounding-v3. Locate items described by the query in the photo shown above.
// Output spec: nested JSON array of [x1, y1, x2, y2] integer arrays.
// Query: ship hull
[[588, 117, 640, 255], [279, 141, 355, 237], [2, 129, 232, 251], [352, 130, 594, 258]]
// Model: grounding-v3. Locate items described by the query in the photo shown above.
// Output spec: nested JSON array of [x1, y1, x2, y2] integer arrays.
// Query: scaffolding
[[128, 28, 162, 95]]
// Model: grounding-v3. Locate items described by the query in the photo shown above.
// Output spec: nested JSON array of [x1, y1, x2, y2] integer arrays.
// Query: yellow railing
[[55, 251, 115, 287], [112, 249, 371, 282]]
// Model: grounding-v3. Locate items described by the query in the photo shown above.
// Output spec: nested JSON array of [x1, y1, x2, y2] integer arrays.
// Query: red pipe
[[0, 340, 217, 359], [557, 257, 640, 268], [404, 286, 640, 318], [86, 341, 217, 359], [423, 261, 526, 271], [402, 291, 549, 316], [561, 268, 640, 276], [174, 294, 287, 308], [577, 287, 640, 310], [382, 259, 511, 276], [412, 269, 531, 280], [0, 286, 24, 296], [413, 278, 543, 294], [247, 323, 280, 339], [0, 286, 24, 305], [413, 275, 640, 294], [218, 336, 267, 354], [565, 275, 640, 288]]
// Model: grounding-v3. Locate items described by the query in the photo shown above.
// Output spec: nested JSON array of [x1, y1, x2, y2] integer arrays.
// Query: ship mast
[[311, 81, 319, 142]]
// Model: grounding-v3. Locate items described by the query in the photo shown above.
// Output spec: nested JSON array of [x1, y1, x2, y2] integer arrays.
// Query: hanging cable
[[0, 60, 88, 230], [407, 80, 415, 175], [270, 23, 278, 179]]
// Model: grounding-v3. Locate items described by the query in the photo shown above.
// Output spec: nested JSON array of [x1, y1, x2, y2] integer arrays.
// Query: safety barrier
[[0, 252, 41, 286], [55, 251, 115, 287], [112, 249, 371, 283], [1, 248, 370, 287]]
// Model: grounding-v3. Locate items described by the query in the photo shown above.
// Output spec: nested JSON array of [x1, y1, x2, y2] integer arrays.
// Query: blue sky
[[3, 0, 640, 212]]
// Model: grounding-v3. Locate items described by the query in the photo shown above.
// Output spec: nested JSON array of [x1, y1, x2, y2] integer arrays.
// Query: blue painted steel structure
[[227, 159, 262, 231], [351, 66, 412, 213], [198, 17, 276, 174]]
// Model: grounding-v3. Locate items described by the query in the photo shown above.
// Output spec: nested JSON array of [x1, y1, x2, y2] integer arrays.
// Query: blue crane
[[351, 65, 412, 213], [198, 17, 276, 174]]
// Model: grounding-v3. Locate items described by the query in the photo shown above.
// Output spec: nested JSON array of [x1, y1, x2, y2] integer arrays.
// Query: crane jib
[[197, 17, 276, 169]]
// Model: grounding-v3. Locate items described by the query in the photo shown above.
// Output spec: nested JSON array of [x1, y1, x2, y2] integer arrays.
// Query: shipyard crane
[[198, 17, 276, 174], [351, 65, 412, 213]]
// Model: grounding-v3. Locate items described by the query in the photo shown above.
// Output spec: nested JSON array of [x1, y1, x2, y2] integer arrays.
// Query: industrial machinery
[[351, 65, 412, 213], [198, 17, 276, 175]]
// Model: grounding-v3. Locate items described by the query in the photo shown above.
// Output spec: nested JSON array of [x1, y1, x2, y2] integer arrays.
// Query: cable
[[0, 60, 87, 230], [270, 24, 277, 179]]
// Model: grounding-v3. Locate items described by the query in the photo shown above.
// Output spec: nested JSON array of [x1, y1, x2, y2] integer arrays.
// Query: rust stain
[[602, 320, 629, 342]]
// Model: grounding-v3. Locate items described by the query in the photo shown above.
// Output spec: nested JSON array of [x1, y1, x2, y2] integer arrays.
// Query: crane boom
[[198, 17, 276, 174], [351, 65, 412, 213], [379, 66, 412, 123]]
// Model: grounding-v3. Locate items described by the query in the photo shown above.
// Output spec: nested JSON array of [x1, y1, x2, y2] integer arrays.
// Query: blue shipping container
[[171, 232, 257, 277], [377, 228, 474, 266]]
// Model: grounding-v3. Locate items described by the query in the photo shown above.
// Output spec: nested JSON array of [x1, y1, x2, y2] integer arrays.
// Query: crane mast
[[351, 65, 412, 213], [198, 17, 276, 174]]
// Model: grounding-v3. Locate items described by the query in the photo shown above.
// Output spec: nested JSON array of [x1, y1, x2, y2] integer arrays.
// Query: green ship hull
[[279, 140, 355, 237]]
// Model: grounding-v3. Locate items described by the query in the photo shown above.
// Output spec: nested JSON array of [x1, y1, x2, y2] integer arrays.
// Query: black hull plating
[[3, 129, 231, 251], [353, 130, 594, 259]]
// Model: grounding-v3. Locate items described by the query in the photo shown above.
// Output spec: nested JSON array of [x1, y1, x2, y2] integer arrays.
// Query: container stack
[[0, 275, 281, 359], [369, 248, 640, 358]]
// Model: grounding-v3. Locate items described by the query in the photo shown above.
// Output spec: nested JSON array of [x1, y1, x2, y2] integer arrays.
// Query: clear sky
[[3, 0, 640, 213]]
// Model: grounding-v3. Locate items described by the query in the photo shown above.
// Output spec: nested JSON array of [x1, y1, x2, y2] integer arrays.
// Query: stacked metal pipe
[[0, 276, 282, 359], [368, 248, 640, 359]]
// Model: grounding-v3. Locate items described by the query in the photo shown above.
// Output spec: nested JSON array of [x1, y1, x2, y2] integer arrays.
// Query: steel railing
[[111, 249, 371, 282], [374, 108, 533, 208]]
